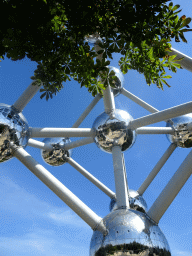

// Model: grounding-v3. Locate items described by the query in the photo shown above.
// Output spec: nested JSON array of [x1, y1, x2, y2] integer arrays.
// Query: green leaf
[[172, 4, 180, 11], [169, 2, 173, 10], [181, 17, 192, 28], [172, 56, 184, 62], [179, 32, 187, 43], [180, 28, 192, 32], [40, 92, 46, 99], [172, 62, 183, 68], [161, 79, 171, 87], [168, 54, 177, 61], [162, 75, 172, 79]]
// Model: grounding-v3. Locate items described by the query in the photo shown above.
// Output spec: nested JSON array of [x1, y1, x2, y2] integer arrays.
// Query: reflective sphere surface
[[90, 209, 171, 256], [84, 32, 104, 44], [41, 138, 72, 166], [166, 114, 192, 148], [107, 66, 124, 97], [109, 189, 148, 213], [92, 109, 136, 153], [0, 104, 29, 163]]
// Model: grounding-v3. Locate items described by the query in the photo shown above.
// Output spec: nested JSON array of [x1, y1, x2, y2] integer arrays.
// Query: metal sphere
[[109, 189, 148, 213], [90, 209, 171, 256], [166, 113, 192, 148], [107, 66, 124, 97], [41, 138, 72, 166], [84, 32, 104, 44], [0, 103, 29, 163], [92, 109, 136, 153]]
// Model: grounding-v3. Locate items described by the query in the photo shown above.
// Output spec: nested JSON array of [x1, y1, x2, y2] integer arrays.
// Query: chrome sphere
[[97, 66, 124, 97], [41, 138, 72, 166], [90, 209, 171, 256], [109, 189, 148, 213], [108, 66, 124, 97], [92, 109, 136, 153], [84, 32, 104, 44], [166, 113, 192, 148], [0, 104, 29, 163]]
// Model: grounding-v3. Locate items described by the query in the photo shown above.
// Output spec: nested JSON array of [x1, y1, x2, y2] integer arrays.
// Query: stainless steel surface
[[27, 138, 53, 151], [138, 143, 177, 196], [166, 114, 192, 148], [90, 209, 171, 256], [109, 189, 148, 213], [130, 101, 192, 130], [67, 157, 116, 199], [64, 137, 94, 150], [136, 127, 174, 134], [84, 32, 105, 44], [107, 66, 124, 97], [112, 147, 129, 209], [102, 82, 116, 115], [121, 88, 159, 114], [92, 109, 136, 153], [41, 137, 72, 166], [0, 103, 29, 163], [12, 82, 42, 112], [72, 95, 102, 128], [148, 149, 192, 224], [29, 127, 95, 138], [168, 47, 192, 73]]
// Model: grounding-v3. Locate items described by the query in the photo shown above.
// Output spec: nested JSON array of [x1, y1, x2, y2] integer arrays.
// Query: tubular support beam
[[147, 149, 192, 224], [136, 127, 175, 134], [12, 146, 107, 234], [138, 143, 177, 195], [27, 138, 53, 151], [95, 39, 115, 115], [12, 82, 42, 112], [167, 48, 192, 73], [103, 84, 116, 115], [130, 101, 192, 130], [121, 88, 159, 113], [72, 94, 102, 128], [67, 157, 116, 199], [64, 137, 94, 150], [29, 128, 95, 138], [112, 146, 129, 209]]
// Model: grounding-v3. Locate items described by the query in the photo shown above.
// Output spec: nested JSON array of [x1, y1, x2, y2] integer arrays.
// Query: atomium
[[90, 209, 171, 256], [109, 189, 148, 213], [92, 109, 136, 153], [166, 113, 192, 148], [0, 103, 29, 163], [3, 33, 192, 256], [41, 137, 72, 166]]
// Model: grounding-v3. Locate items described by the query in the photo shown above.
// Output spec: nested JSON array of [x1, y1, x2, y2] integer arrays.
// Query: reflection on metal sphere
[[166, 114, 192, 148], [92, 109, 136, 153], [109, 189, 148, 213], [84, 32, 104, 44], [108, 66, 124, 97], [41, 138, 72, 166], [90, 209, 171, 256], [0, 104, 29, 163]]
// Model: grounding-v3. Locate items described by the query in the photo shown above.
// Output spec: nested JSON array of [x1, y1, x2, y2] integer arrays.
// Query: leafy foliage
[[0, 0, 191, 100]]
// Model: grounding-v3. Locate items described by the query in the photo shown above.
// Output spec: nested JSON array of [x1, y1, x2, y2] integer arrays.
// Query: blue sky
[[1, 1, 192, 255]]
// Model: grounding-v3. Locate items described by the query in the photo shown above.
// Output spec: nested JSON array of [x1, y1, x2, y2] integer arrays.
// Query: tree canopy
[[1, 0, 192, 100]]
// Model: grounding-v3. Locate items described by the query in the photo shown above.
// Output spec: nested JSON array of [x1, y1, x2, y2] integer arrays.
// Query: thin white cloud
[[0, 175, 90, 229], [172, 250, 192, 256], [0, 176, 93, 255], [0, 228, 90, 256]]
